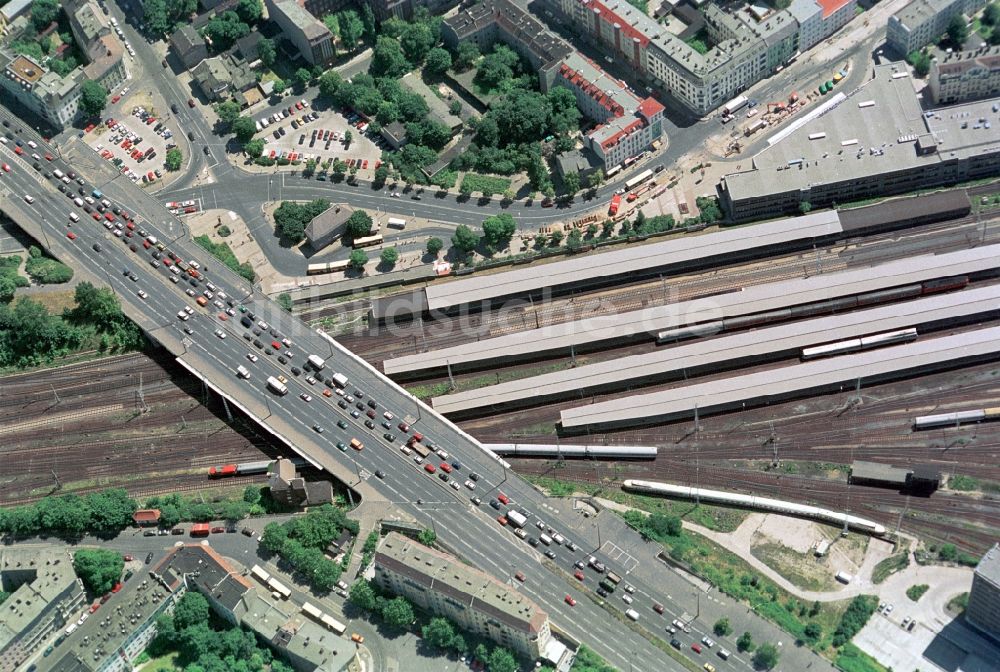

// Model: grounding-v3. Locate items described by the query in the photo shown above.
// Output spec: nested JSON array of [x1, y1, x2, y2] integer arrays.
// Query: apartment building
[[36, 575, 179, 672], [0, 549, 86, 672], [554, 52, 665, 168], [886, 0, 986, 56], [929, 45, 1000, 103], [0, 0, 126, 129], [968, 543, 1000, 642], [374, 533, 552, 660], [265, 0, 335, 66], [717, 62, 1000, 220]]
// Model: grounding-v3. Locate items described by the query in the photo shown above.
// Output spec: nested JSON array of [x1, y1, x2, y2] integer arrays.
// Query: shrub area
[[194, 235, 255, 281]]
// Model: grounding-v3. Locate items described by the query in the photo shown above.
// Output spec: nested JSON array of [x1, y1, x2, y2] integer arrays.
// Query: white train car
[[802, 328, 918, 360], [913, 410, 987, 429], [485, 443, 658, 459], [622, 480, 886, 535]]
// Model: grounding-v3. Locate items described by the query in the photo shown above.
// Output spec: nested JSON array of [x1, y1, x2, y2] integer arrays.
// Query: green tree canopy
[[73, 549, 123, 595], [349, 249, 368, 269], [425, 47, 452, 76], [947, 14, 969, 46], [31, 0, 61, 31], [563, 171, 580, 195], [481, 213, 516, 251], [348, 580, 377, 611], [426, 237, 443, 255], [260, 522, 288, 552], [165, 147, 183, 171], [337, 9, 365, 50], [752, 643, 780, 670], [984, 3, 1000, 25], [421, 617, 455, 649], [215, 100, 241, 126], [345, 210, 374, 238], [737, 631, 755, 652], [273, 199, 329, 243], [451, 225, 478, 255], [204, 11, 250, 51], [486, 648, 518, 672], [380, 247, 399, 267], [244, 138, 265, 158], [371, 36, 411, 78], [232, 116, 257, 143], [381, 596, 414, 628], [400, 22, 435, 63], [455, 41, 480, 71], [79, 80, 107, 117], [714, 617, 732, 637], [173, 592, 210, 630], [257, 37, 276, 67], [295, 67, 312, 88], [234, 0, 262, 24]]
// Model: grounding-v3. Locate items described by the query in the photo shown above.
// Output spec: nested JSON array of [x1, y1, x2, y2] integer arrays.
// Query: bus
[[387, 217, 406, 230], [624, 169, 653, 192], [302, 602, 324, 620], [251, 565, 271, 584], [353, 234, 383, 249], [306, 260, 350, 275], [267, 577, 291, 599], [321, 614, 347, 635], [605, 164, 623, 179]]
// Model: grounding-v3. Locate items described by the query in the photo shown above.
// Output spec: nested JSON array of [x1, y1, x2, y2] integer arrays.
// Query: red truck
[[190, 523, 211, 537], [608, 194, 622, 215]]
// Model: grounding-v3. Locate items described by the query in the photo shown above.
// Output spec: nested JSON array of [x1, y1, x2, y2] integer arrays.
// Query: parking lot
[[82, 105, 179, 187], [253, 101, 383, 176]]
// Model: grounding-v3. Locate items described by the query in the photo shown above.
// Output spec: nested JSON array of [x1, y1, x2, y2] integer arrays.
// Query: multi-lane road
[[0, 114, 771, 672]]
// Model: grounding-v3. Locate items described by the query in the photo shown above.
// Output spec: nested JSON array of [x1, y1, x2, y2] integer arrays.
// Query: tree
[[380, 247, 399, 268], [319, 71, 343, 101], [696, 196, 723, 223], [338, 9, 365, 50], [486, 648, 518, 672], [422, 618, 455, 649], [713, 617, 732, 637], [648, 512, 682, 538], [426, 237, 443, 256], [990, 27, 1000, 45], [381, 596, 414, 628], [947, 14, 969, 46], [802, 622, 822, 643], [232, 117, 257, 143], [173, 592, 210, 630], [31, 0, 60, 31], [260, 522, 288, 552], [345, 210, 373, 239], [481, 213, 516, 251], [400, 22, 435, 63], [752, 643, 780, 670], [566, 228, 583, 250], [215, 100, 241, 126], [79, 80, 107, 117], [235, 0, 262, 24], [343, 129, 353, 148], [799, 200, 812, 214], [425, 47, 453, 76], [371, 36, 411, 78], [449, 99, 462, 116], [276, 293, 293, 312], [0, 276, 17, 304], [349, 250, 368, 269], [563, 171, 580, 195], [165, 147, 183, 171], [373, 164, 390, 187], [272, 77, 287, 95], [204, 11, 250, 51], [455, 41, 480, 71], [73, 549, 123, 595], [451, 225, 478, 256], [85, 489, 137, 536], [295, 67, 312, 88], [244, 138, 265, 158], [984, 3, 1000, 26], [258, 38, 276, 67], [349, 580, 377, 611], [417, 528, 436, 545], [907, 50, 932, 77], [737, 632, 755, 653]]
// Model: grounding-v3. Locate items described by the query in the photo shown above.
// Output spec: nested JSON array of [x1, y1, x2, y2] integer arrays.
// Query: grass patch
[[623, 0, 648, 12], [140, 651, 180, 672], [0, 255, 29, 291], [751, 541, 835, 592], [835, 643, 890, 672], [460, 173, 511, 196], [416, 361, 574, 400], [871, 553, 909, 584], [406, 381, 452, 401], [906, 584, 929, 602], [947, 474, 1000, 494], [947, 592, 969, 614], [193, 235, 255, 282]]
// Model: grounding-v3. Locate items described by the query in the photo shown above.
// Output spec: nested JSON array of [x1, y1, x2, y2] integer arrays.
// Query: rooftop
[[0, 0, 33, 21], [304, 203, 354, 245], [376, 532, 548, 635], [933, 44, 1000, 78], [817, 0, 853, 18], [892, 0, 955, 29], [37, 576, 172, 672], [850, 460, 910, 484], [151, 544, 253, 614], [6, 53, 46, 83], [976, 543, 1000, 587], [720, 63, 1000, 204], [0, 549, 82, 655], [270, 0, 331, 41], [399, 73, 462, 130]]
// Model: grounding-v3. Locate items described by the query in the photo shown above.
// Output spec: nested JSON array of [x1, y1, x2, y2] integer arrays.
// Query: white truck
[[387, 217, 406, 230], [332, 372, 349, 387], [722, 95, 749, 116], [506, 510, 527, 528], [267, 376, 288, 396], [307, 354, 326, 370]]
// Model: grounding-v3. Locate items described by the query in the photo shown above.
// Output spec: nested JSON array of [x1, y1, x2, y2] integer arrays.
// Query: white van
[[552, 533, 565, 545], [53, 168, 64, 179], [236, 365, 250, 379], [539, 534, 553, 546], [73, 197, 84, 207], [68, 212, 79, 222], [625, 608, 639, 621], [23, 195, 34, 204], [255, 120, 263, 132]]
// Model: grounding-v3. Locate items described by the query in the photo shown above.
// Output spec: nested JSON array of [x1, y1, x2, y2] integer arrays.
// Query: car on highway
[[246, 353, 258, 362], [300, 393, 312, 402], [364, 420, 375, 429], [497, 492, 510, 505], [565, 595, 576, 606], [670, 639, 682, 650], [471, 496, 481, 506], [703, 664, 715, 672], [497, 515, 508, 526], [653, 603, 665, 614], [691, 643, 702, 654], [424, 463, 436, 474], [214, 329, 226, 339], [701, 636, 715, 648], [544, 550, 557, 560], [514, 571, 525, 582], [574, 570, 585, 581], [383, 433, 395, 442], [375, 470, 385, 479], [337, 420, 348, 429]]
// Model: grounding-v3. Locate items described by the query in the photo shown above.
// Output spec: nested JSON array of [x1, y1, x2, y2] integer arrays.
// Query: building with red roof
[[132, 509, 161, 526]]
